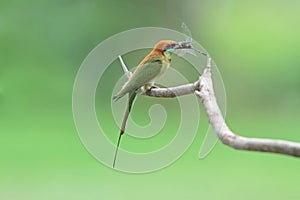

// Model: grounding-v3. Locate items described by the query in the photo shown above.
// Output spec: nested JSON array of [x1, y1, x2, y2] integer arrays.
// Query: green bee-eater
[[112, 40, 203, 167]]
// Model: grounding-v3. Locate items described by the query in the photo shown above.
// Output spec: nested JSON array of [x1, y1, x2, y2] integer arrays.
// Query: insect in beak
[[175, 41, 207, 56]]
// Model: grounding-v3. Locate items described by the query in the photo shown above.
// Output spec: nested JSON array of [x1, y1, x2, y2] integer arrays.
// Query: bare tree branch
[[117, 55, 300, 158], [144, 82, 199, 98], [195, 57, 300, 157], [118, 56, 132, 80]]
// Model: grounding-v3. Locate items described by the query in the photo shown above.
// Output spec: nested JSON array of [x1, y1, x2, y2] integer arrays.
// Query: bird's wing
[[114, 59, 162, 99], [129, 59, 162, 86]]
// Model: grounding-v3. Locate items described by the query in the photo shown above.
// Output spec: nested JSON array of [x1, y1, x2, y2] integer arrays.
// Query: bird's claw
[[149, 85, 159, 91]]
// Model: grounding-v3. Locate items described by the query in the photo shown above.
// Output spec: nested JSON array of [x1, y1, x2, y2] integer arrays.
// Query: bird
[[112, 40, 178, 101], [112, 40, 202, 167]]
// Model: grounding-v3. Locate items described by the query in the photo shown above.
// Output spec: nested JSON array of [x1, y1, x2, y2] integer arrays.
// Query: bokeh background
[[1, 0, 300, 199]]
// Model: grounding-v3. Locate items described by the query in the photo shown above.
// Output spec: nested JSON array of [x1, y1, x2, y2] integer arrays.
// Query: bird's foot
[[148, 85, 159, 91]]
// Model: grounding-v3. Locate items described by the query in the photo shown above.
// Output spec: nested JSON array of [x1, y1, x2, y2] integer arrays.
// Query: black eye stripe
[[163, 43, 176, 51]]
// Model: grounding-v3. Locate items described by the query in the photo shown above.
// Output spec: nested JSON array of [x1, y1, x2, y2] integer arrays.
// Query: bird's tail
[[113, 92, 137, 168]]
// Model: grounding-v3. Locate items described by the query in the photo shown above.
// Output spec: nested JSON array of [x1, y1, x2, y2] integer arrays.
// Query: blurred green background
[[1, 0, 300, 199]]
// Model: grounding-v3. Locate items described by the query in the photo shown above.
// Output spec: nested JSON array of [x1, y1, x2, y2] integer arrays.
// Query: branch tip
[[118, 55, 132, 80]]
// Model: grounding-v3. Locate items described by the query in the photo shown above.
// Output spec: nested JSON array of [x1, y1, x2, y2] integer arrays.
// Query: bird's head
[[152, 40, 176, 55]]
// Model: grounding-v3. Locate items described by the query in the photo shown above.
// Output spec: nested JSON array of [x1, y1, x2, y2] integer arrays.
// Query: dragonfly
[[176, 23, 207, 57]]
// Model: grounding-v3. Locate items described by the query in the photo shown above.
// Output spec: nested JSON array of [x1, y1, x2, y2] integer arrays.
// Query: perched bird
[[112, 40, 203, 167], [113, 40, 178, 101]]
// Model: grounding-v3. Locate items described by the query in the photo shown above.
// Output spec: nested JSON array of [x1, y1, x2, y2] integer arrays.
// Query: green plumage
[[112, 40, 176, 167], [113, 57, 165, 100]]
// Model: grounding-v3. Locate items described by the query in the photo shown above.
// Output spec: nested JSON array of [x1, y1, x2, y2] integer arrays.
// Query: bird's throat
[[159, 53, 172, 76], [164, 52, 172, 63]]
